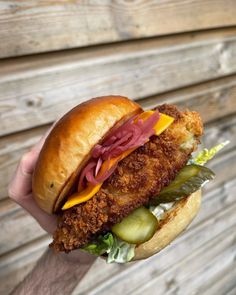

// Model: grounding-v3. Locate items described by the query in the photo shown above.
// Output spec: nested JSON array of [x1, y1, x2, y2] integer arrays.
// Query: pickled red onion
[[78, 110, 160, 188]]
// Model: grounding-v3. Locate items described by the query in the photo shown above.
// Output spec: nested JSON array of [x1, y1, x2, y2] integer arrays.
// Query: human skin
[[8, 125, 96, 295]]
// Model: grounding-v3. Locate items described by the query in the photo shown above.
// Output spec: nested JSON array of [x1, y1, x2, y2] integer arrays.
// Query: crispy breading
[[51, 104, 203, 252]]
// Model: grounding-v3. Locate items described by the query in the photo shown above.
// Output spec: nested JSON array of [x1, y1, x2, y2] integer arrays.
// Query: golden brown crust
[[133, 190, 201, 260], [32, 96, 142, 214], [51, 105, 203, 252]]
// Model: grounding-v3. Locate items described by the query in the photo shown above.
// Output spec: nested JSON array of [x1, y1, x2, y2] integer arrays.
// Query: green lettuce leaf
[[82, 233, 114, 256], [82, 232, 135, 263], [191, 141, 230, 165], [107, 236, 135, 263], [83, 141, 229, 263]]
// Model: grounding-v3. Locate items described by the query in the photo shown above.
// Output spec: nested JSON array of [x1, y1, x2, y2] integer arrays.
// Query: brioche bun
[[32, 96, 142, 214], [133, 190, 201, 260]]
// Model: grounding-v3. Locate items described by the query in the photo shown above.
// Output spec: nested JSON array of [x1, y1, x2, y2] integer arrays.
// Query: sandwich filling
[[51, 105, 203, 251], [50, 104, 228, 263], [62, 110, 174, 210]]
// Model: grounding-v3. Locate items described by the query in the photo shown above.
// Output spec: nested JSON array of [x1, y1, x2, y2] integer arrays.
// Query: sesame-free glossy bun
[[133, 190, 201, 260], [32, 96, 142, 214]]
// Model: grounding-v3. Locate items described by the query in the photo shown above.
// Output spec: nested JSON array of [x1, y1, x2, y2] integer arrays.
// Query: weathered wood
[[140, 75, 236, 124], [0, 102, 235, 254], [1, 96, 236, 256], [129, 233, 236, 295], [159, 237, 236, 294], [199, 262, 236, 295], [1, 194, 236, 295], [0, 127, 44, 199], [1, 29, 236, 136], [0, 198, 18, 218], [75, 184, 236, 295], [74, 180, 235, 294], [0, 203, 46, 255], [207, 148, 236, 190], [228, 286, 236, 295], [1, 126, 235, 203], [0, 237, 49, 295], [0, 1, 236, 58], [1, 75, 236, 201], [203, 113, 236, 152], [1, 170, 235, 258]]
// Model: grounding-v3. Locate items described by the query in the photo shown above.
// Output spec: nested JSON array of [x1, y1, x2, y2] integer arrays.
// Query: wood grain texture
[[0, 0, 236, 58], [92, 213, 236, 295], [1, 180, 235, 295], [0, 204, 45, 255], [1, 29, 236, 136], [140, 75, 236, 124], [1, 93, 236, 201], [199, 262, 236, 295], [0, 237, 49, 294], [227, 285, 236, 295], [129, 231, 236, 295], [0, 127, 44, 199], [2, 145, 236, 256], [1, 151, 235, 256], [75, 183, 236, 295]]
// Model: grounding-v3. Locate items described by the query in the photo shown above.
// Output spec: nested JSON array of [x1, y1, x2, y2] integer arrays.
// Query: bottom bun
[[133, 190, 201, 260]]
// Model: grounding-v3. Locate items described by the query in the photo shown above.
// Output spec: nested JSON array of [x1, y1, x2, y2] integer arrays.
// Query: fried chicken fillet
[[51, 105, 203, 252]]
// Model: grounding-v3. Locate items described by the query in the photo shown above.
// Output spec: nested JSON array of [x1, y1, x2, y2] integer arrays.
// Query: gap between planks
[[0, 1, 236, 58], [1, 74, 236, 200], [1, 28, 236, 135]]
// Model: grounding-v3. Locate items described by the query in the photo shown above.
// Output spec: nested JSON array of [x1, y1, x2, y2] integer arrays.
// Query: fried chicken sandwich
[[32, 96, 226, 263]]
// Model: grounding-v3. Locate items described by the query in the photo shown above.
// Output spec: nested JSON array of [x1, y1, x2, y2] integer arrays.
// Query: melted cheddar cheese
[[62, 111, 174, 210]]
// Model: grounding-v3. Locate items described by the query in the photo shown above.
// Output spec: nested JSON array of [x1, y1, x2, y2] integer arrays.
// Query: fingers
[[8, 121, 59, 234], [8, 121, 57, 201]]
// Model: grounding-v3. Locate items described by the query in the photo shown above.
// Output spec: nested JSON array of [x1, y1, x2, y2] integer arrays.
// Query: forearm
[[11, 248, 96, 295]]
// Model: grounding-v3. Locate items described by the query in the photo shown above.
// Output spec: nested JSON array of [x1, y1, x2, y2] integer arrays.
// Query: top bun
[[32, 96, 142, 214]]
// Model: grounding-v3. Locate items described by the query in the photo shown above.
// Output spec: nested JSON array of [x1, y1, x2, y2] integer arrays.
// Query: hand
[[8, 124, 96, 265], [8, 125, 57, 234]]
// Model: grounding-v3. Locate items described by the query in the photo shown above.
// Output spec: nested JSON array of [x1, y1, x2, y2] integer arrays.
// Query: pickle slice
[[111, 206, 158, 244], [150, 164, 215, 205]]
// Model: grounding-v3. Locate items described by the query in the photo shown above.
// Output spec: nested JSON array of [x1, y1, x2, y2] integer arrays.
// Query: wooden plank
[[76, 206, 236, 295], [1, 1, 236, 58], [227, 286, 236, 295], [0, 204, 46, 255], [1, 101, 236, 256], [0, 187, 236, 294], [129, 233, 236, 295], [1, 180, 234, 294], [0, 236, 49, 274], [0, 237, 49, 295], [1, 186, 235, 295], [0, 198, 18, 218], [1, 72, 236, 204], [0, 104, 236, 254], [207, 148, 236, 191], [140, 75, 236, 124], [161, 241, 236, 294], [74, 182, 236, 293], [203, 113, 236, 152], [199, 262, 236, 295], [1, 170, 236, 258], [0, 127, 44, 199], [182, 262, 236, 295], [0, 116, 236, 204], [1, 28, 236, 136]]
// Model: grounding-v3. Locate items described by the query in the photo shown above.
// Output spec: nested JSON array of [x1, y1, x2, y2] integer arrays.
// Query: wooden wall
[[0, 1, 236, 294]]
